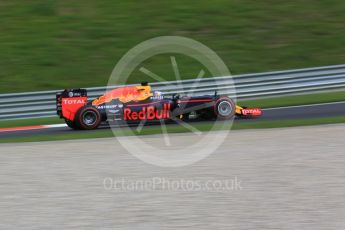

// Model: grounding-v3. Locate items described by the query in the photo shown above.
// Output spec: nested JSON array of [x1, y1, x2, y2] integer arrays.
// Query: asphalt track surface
[[1, 124, 345, 229], [1, 101, 345, 139]]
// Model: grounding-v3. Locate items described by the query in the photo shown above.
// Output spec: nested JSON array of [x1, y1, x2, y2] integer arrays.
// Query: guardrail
[[1, 64, 345, 120]]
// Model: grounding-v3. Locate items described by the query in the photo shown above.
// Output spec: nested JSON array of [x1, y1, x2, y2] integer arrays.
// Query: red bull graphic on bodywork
[[92, 86, 152, 106], [124, 104, 171, 120]]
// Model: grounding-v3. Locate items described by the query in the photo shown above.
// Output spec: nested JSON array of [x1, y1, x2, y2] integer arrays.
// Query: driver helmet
[[154, 91, 163, 97]]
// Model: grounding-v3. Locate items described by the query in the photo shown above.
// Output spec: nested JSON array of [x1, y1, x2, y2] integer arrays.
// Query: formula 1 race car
[[56, 82, 262, 130]]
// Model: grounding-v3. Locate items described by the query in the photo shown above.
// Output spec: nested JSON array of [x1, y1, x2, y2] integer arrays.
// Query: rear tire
[[215, 97, 235, 120], [75, 106, 101, 130]]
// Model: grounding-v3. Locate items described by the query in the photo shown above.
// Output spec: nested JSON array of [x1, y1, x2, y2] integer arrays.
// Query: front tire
[[215, 97, 235, 120], [75, 106, 101, 130]]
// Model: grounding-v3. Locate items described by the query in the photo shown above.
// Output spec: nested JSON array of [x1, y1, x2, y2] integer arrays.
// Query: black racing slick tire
[[75, 106, 101, 130], [65, 119, 78, 130], [214, 97, 236, 120]]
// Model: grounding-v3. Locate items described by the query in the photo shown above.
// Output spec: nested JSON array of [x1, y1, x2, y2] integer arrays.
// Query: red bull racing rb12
[[56, 82, 262, 130]]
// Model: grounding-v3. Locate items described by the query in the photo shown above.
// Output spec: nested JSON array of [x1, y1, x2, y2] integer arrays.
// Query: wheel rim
[[218, 101, 233, 117], [83, 110, 97, 126]]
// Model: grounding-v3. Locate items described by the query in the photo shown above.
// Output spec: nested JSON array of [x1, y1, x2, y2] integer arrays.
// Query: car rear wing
[[56, 89, 88, 118]]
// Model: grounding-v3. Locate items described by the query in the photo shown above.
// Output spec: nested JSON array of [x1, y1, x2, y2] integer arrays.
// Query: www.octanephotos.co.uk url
[[103, 177, 242, 192]]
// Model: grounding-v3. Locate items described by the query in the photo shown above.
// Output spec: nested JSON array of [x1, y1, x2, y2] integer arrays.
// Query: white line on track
[[263, 101, 345, 111], [44, 124, 67, 128]]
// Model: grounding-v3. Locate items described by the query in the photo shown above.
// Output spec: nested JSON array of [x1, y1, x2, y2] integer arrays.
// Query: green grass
[[233, 116, 345, 129], [1, 116, 345, 143], [1, 0, 345, 93]]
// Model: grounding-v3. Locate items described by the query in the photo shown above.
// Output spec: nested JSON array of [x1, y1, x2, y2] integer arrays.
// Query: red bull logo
[[124, 104, 171, 120], [92, 86, 152, 106]]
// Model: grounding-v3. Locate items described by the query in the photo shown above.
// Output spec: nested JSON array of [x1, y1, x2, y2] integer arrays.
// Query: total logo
[[124, 104, 171, 120], [242, 108, 262, 116], [62, 98, 86, 105]]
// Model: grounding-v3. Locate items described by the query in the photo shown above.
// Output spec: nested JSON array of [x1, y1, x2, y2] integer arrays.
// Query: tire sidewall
[[214, 97, 235, 120], [76, 106, 101, 130]]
